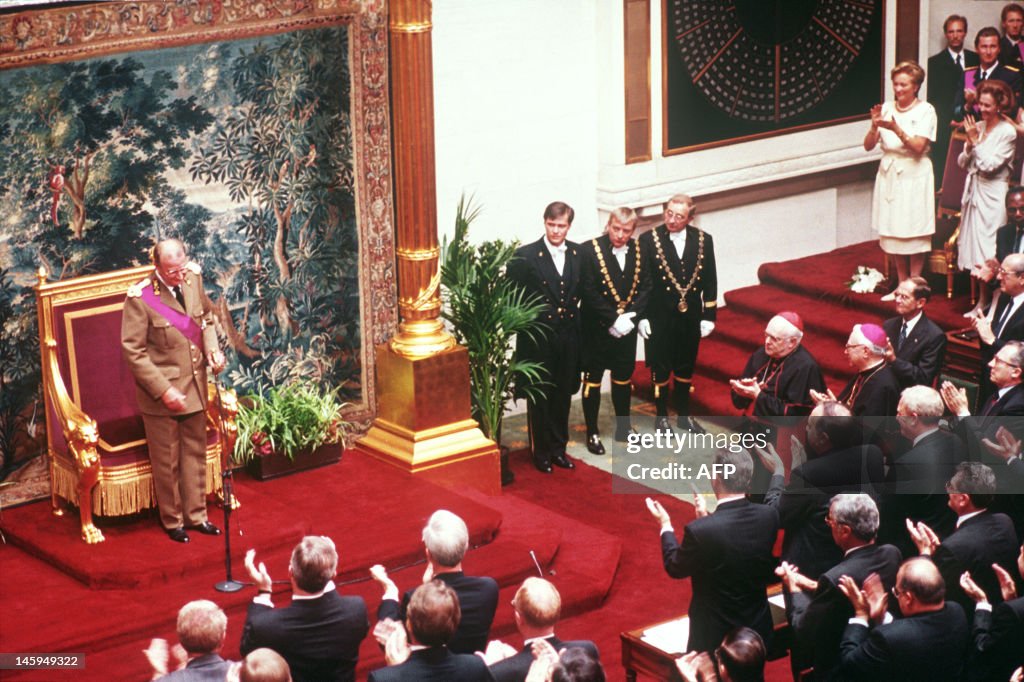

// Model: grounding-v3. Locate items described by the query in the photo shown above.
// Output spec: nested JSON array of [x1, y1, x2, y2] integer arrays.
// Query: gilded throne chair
[[35, 265, 237, 544]]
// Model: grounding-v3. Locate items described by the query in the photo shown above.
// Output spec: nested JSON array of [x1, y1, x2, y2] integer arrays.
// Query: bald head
[[1000, 253, 1024, 296], [153, 238, 185, 266], [897, 557, 945, 606]]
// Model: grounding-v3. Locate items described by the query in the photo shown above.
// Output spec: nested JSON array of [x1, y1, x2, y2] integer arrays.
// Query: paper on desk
[[641, 616, 689, 655]]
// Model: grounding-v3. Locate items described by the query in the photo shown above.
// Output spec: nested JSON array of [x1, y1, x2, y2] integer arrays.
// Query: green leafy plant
[[440, 195, 548, 442], [234, 380, 350, 462]]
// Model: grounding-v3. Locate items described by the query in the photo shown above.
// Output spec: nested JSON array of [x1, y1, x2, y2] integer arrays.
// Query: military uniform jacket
[[579, 234, 651, 332], [121, 264, 218, 416], [507, 238, 582, 393], [639, 224, 717, 324]]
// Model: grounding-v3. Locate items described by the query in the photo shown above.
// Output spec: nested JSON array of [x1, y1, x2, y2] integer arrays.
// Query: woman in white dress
[[864, 61, 936, 293], [958, 78, 1017, 315]]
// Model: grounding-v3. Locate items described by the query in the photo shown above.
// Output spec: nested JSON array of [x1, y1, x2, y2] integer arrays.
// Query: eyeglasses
[[163, 266, 189, 277], [992, 356, 1021, 369], [844, 344, 866, 351], [997, 267, 1024, 276], [891, 585, 903, 599]]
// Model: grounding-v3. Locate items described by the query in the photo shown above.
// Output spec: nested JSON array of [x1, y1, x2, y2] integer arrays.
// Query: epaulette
[[185, 261, 201, 274], [127, 278, 149, 298], [964, 65, 979, 71], [1006, 65, 1020, 72]]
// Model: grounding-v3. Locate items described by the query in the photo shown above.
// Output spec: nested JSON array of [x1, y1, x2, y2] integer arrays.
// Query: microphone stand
[[212, 380, 244, 593]]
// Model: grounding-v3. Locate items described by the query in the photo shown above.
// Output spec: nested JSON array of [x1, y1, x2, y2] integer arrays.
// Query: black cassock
[[731, 345, 825, 417], [838, 363, 901, 417]]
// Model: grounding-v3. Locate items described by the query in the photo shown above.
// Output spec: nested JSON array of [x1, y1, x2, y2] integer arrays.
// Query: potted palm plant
[[440, 195, 548, 485], [233, 380, 351, 480]]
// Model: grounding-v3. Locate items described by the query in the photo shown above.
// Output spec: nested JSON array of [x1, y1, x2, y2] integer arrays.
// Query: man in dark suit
[[967, 254, 1024, 402], [646, 448, 779, 653], [994, 187, 1024, 264], [637, 193, 717, 430], [146, 600, 233, 681], [369, 580, 495, 682], [374, 510, 498, 655], [579, 206, 651, 453], [929, 14, 979, 186], [907, 462, 1020, 622], [484, 578, 598, 682], [960, 542, 1024, 682], [241, 536, 369, 682], [956, 27, 1023, 120], [121, 238, 225, 543], [777, 493, 902, 681], [1002, 4, 1024, 69], [761, 401, 885, 579], [880, 386, 963, 557], [882, 278, 946, 389], [507, 201, 581, 473], [834, 557, 969, 681]]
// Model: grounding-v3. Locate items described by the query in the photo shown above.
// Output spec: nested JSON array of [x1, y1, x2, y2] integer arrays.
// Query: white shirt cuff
[[660, 524, 674, 535], [976, 601, 992, 611]]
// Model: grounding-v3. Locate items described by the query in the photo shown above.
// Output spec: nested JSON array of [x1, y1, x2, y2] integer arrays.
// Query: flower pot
[[246, 442, 342, 481]]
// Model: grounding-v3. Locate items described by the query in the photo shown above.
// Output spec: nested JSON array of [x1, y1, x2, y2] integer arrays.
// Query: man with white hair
[[579, 206, 652, 453], [777, 493, 902, 680], [372, 509, 499, 655], [730, 311, 825, 417], [880, 386, 963, 556], [813, 323, 901, 416]]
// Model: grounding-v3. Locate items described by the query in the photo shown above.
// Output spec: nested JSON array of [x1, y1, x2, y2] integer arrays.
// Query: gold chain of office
[[591, 238, 642, 314], [653, 227, 704, 313]]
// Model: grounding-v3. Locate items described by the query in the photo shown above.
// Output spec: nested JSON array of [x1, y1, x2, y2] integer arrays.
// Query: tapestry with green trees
[[0, 23, 372, 486]]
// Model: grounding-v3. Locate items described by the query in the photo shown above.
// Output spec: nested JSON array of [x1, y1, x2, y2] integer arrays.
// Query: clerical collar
[[861, 359, 885, 374]]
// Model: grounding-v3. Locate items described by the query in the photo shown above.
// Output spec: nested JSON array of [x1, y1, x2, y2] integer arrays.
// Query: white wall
[[925, 1, 1014, 58], [431, 1, 899, 294]]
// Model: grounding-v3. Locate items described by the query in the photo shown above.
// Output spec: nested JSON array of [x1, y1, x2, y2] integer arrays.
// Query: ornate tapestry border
[[2, 0, 398, 424]]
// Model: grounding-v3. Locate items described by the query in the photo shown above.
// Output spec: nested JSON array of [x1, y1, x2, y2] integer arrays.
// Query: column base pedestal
[[354, 343, 500, 495]]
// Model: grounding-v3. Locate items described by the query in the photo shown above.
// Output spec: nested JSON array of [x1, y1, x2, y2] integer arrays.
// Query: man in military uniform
[[638, 194, 717, 431], [578, 206, 651, 454], [956, 26, 1023, 120], [121, 238, 225, 542], [507, 202, 581, 473]]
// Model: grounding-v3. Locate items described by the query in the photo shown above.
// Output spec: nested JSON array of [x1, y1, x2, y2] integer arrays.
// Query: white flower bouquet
[[847, 266, 885, 294]]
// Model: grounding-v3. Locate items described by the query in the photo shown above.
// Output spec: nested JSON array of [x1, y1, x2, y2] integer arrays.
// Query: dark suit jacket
[[882, 314, 946, 388], [995, 221, 1024, 264], [1001, 36, 1024, 71], [579, 234, 651, 372], [240, 591, 369, 682], [928, 48, 979, 123], [766, 445, 885, 579], [788, 543, 902, 680], [507, 238, 582, 394], [489, 636, 598, 682], [368, 646, 494, 682], [932, 512, 1020, 621], [378, 572, 499, 655], [835, 602, 968, 681], [157, 653, 233, 681], [659, 498, 779, 653], [879, 429, 963, 557], [955, 64, 1024, 119], [968, 596, 1024, 682]]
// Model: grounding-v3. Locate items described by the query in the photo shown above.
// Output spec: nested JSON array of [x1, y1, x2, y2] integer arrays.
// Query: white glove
[[700, 321, 715, 338], [637, 319, 652, 340], [607, 325, 623, 339], [612, 312, 637, 336]]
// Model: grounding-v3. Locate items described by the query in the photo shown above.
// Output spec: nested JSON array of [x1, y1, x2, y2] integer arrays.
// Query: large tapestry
[[0, 1, 396, 503]]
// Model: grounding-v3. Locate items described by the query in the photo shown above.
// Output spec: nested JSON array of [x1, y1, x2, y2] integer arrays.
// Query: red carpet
[[634, 240, 974, 415]]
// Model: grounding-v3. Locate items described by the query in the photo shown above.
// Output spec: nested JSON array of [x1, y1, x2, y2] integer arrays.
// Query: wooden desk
[[620, 586, 788, 681]]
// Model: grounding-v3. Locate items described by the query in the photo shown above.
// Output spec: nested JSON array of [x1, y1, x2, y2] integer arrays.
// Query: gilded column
[[388, 0, 454, 357]]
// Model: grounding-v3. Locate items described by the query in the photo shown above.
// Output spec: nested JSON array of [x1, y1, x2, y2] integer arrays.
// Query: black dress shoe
[[614, 426, 638, 442], [678, 416, 706, 433], [654, 416, 672, 433], [166, 527, 190, 543], [585, 434, 606, 455], [189, 521, 221, 536], [532, 455, 553, 474], [552, 452, 575, 469]]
